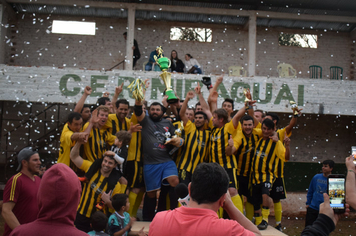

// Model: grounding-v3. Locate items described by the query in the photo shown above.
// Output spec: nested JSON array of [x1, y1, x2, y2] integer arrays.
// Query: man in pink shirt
[[149, 162, 261, 236]]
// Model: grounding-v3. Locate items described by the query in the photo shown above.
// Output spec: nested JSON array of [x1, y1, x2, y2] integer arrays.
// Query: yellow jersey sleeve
[[80, 160, 93, 173]]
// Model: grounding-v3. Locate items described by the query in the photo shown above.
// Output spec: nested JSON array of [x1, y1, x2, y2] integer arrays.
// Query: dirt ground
[[1, 213, 355, 235]]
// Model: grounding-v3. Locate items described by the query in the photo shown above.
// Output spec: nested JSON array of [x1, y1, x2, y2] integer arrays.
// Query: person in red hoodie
[[9, 163, 88, 236]]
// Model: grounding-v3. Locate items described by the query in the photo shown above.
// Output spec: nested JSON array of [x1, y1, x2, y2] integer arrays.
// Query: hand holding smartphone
[[352, 146, 356, 165], [327, 174, 346, 213]]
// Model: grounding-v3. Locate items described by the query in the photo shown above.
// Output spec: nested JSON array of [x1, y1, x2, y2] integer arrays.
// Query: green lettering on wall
[[59, 74, 81, 96], [117, 77, 135, 98], [184, 80, 203, 97], [91, 75, 109, 97], [274, 84, 295, 104], [150, 78, 166, 100], [217, 83, 230, 99], [253, 83, 272, 104], [298, 85, 304, 106], [231, 82, 250, 103]]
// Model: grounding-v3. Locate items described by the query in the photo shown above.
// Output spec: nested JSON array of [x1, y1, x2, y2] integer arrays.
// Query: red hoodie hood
[[37, 163, 81, 225]]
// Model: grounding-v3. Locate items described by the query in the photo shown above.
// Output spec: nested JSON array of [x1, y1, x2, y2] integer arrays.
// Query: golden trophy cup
[[154, 46, 178, 104], [290, 101, 299, 116]]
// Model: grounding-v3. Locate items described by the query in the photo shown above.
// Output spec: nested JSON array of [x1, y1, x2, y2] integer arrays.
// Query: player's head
[[186, 107, 195, 122], [322, 160, 334, 176], [97, 97, 113, 113], [190, 163, 229, 204], [241, 115, 254, 136], [101, 154, 118, 174], [81, 104, 92, 123], [195, 102, 202, 112], [194, 111, 208, 129], [115, 130, 132, 147], [96, 105, 110, 127], [222, 98, 234, 114], [265, 112, 279, 126], [212, 108, 228, 127], [17, 147, 41, 174], [254, 109, 265, 123], [261, 118, 275, 139], [112, 194, 130, 213], [115, 99, 130, 120], [90, 211, 108, 232], [67, 112, 83, 132], [149, 102, 164, 122]]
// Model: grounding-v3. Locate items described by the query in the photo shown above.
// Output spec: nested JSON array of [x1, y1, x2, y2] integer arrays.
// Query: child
[[108, 194, 134, 236], [88, 211, 110, 236]]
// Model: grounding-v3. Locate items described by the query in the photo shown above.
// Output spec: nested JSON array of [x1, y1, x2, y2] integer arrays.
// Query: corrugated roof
[[7, 0, 356, 32]]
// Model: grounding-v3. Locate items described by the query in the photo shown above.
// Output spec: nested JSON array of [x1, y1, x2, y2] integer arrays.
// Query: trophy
[[243, 88, 251, 103], [290, 101, 299, 116], [128, 79, 145, 101], [154, 46, 179, 104], [168, 121, 184, 155]]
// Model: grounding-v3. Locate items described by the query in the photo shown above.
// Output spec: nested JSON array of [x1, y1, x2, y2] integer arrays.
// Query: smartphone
[[327, 174, 345, 213], [352, 146, 356, 165]]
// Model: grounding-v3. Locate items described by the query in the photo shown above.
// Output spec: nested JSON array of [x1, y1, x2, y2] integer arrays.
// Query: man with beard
[[134, 97, 184, 220], [2, 147, 41, 236], [226, 115, 262, 220]]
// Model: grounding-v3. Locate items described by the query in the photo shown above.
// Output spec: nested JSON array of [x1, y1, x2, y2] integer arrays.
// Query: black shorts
[[125, 160, 144, 189], [226, 168, 238, 189], [237, 175, 250, 197], [251, 182, 272, 209], [270, 177, 287, 200], [74, 212, 91, 233], [178, 169, 192, 186]]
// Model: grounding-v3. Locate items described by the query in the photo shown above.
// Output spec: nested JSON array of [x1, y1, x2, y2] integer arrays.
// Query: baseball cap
[[17, 147, 38, 171]]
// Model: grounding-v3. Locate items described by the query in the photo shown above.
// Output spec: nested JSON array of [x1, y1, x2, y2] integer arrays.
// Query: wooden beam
[[6, 0, 356, 24]]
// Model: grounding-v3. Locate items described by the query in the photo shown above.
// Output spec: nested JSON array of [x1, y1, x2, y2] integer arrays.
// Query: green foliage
[[278, 33, 302, 47]]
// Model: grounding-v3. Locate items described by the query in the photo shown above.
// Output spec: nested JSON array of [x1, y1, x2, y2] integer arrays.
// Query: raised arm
[[195, 83, 212, 120], [284, 133, 290, 161], [179, 91, 195, 126], [70, 141, 84, 169], [134, 99, 145, 122], [111, 83, 124, 113], [345, 155, 356, 209], [231, 105, 246, 129], [285, 108, 302, 135], [74, 86, 92, 113], [208, 76, 223, 113]]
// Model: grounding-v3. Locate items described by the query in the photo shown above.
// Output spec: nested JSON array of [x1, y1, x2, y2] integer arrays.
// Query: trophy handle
[[154, 55, 158, 64], [168, 58, 171, 68]]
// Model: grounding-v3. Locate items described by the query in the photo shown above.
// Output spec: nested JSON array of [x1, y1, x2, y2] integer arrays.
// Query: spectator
[[149, 162, 261, 236], [185, 54, 202, 74], [145, 47, 162, 71], [170, 50, 185, 73], [305, 160, 334, 227], [9, 163, 88, 236], [2, 147, 41, 236], [123, 32, 141, 68], [88, 211, 109, 236], [108, 194, 134, 236]]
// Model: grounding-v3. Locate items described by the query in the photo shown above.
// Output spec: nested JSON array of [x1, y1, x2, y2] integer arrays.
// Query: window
[[170, 27, 212, 42], [278, 33, 317, 48], [52, 20, 96, 35]]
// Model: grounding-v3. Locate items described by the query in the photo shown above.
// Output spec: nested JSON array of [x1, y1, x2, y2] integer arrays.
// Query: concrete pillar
[[248, 12, 257, 77], [0, 4, 5, 64], [125, 6, 135, 70]]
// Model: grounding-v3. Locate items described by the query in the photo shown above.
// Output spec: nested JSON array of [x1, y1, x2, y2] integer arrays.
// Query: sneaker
[[257, 220, 268, 230], [275, 223, 282, 231]]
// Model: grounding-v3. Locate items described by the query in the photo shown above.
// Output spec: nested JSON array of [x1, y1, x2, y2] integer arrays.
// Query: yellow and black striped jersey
[[251, 138, 285, 185], [274, 127, 292, 178], [176, 120, 210, 173], [233, 128, 262, 177], [83, 123, 116, 163], [77, 160, 121, 218], [208, 118, 240, 169]]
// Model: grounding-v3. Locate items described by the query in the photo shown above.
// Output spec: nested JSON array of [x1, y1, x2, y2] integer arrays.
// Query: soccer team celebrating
[[55, 75, 301, 233]]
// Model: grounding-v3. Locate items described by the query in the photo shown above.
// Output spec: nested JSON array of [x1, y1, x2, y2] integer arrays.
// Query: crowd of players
[[2, 75, 303, 235]]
